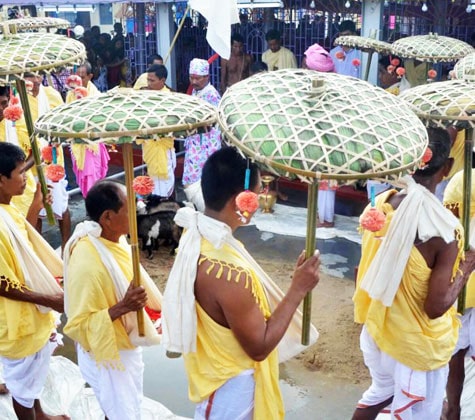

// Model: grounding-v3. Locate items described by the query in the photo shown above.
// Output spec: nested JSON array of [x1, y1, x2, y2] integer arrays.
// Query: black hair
[[265, 29, 281, 42], [250, 61, 268, 74], [147, 54, 163, 65], [0, 143, 26, 178], [147, 64, 168, 80], [339, 20, 356, 34], [413, 127, 451, 178], [231, 33, 244, 44], [0, 86, 10, 97], [85, 180, 125, 223], [201, 147, 259, 212]]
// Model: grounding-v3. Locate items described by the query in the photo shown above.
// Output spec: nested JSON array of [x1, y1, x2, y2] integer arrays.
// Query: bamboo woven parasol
[[453, 52, 475, 80], [0, 28, 86, 223], [400, 76, 475, 314], [391, 33, 474, 63], [218, 69, 429, 343], [35, 88, 218, 335], [333, 35, 392, 81], [0, 17, 70, 33]]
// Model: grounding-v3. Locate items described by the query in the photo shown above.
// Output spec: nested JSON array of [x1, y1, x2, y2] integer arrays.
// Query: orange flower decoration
[[133, 175, 154, 196], [390, 58, 400, 67], [74, 86, 88, 99], [352, 58, 361, 67], [45, 164, 65, 182], [3, 105, 22, 121], [335, 51, 345, 60], [395, 67, 406, 77], [360, 207, 386, 232], [427, 69, 437, 80], [419, 146, 433, 169], [66, 74, 82, 88], [41, 145, 53, 163], [236, 190, 259, 218]]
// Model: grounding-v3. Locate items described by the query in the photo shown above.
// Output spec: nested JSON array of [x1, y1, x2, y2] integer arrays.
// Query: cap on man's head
[[189, 58, 209, 76], [304, 44, 335, 73]]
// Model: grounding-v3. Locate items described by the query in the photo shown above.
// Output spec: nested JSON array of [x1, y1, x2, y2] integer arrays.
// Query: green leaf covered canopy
[[35, 88, 217, 143], [218, 69, 428, 183]]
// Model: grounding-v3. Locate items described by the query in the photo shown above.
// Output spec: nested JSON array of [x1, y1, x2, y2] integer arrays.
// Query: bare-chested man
[[220, 33, 253, 94]]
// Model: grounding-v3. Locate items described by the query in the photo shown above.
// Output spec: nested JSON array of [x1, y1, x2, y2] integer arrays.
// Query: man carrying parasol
[[352, 127, 475, 419], [0, 142, 66, 420], [63, 180, 162, 419], [162, 147, 320, 419]]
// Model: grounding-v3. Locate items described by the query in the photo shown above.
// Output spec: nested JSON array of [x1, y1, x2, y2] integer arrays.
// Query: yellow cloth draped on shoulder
[[0, 204, 61, 358], [444, 169, 475, 308], [354, 188, 463, 371]]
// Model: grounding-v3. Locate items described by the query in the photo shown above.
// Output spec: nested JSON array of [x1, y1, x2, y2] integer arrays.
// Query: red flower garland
[[133, 175, 155, 196], [3, 105, 22, 121], [45, 164, 65, 182], [41, 145, 53, 163], [66, 74, 82, 88], [74, 86, 88, 99]]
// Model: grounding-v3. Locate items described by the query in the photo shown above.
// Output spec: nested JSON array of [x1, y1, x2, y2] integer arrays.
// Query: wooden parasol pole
[[363, 50, 374, 82], [15, 79, 55, 225], [123, 143, 145, 336], [302, 180, 318, 345], [458, 127, 474, 314], [164, 4, 191, 65]]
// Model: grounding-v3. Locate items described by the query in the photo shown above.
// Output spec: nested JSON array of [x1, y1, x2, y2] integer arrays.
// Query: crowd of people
[[2, 16, 475, 420]]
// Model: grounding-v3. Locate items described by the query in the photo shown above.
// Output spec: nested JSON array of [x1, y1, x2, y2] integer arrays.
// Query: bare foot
[[318, 221, 335, 228], [0, 383, 8, 395]]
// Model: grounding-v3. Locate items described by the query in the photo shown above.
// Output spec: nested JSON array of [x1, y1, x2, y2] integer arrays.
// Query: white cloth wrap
[[183, 180, 205, 212], [63, 221, 161, 348], [162, 207, 318, 362], [360, 175, 460, 307], [77, 344, 144, 420], [4, 120, 19, 145], [0, 206, 63, 313], [0, 342, 51, 409]]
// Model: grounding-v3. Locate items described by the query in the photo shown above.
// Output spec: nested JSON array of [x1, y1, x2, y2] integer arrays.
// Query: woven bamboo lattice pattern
[[391, 34, 474, 63], [399, 78, 475, 127], [0, 17, 70, 33], [334, 35, 392, 54], [218, 69, 428, 183], [453, 52, 475, 80], [0, 32, 86, 83], [35, 88, 217, 143]]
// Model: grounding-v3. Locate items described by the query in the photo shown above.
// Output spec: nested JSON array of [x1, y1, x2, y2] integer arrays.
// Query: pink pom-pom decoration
[[66, 74, 82, 88], [427, 69, 437, 79], [133, 175, 154, 196], [41, 145, 53, 163], [335, 51, 345, 60], [236, 190, 259, 217], [395, 67, 406, 77], [390, 58, 400, 67], [3, 105, 23, 121], [45, 164, 65, 182], [360, 207, 386, 232], [74, 86, 88, 99], [352, 58, 361, 67], [387, 65, 395, 73]]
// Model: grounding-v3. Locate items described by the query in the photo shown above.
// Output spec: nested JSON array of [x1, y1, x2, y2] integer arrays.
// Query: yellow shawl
[[183, 239, 284, 419]]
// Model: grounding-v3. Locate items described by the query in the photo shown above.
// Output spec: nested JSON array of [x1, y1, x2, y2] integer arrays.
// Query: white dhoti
[[39, 176, 69, 219], [317, 189, 336, 223], [454, 308, 475, 358], [358, 326, 448, 419], [0, 342, 51, 408], [77, 344, 144, 420], [184, 181, 205, 212], [151, 149, 176, 198], [195, 369, 255, 420]]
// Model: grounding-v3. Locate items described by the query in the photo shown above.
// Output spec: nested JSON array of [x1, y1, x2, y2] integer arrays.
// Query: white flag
[[188, 0, 240, 59]]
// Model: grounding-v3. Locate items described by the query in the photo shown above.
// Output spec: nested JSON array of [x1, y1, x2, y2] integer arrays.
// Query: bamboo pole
[[364, 50, 374, 82], [123, 143, 145, 336], [15, 79, 55, 225], [458, 127, 474, 314], [302, 180, 318, 345], [164, 4, 191, 65]]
